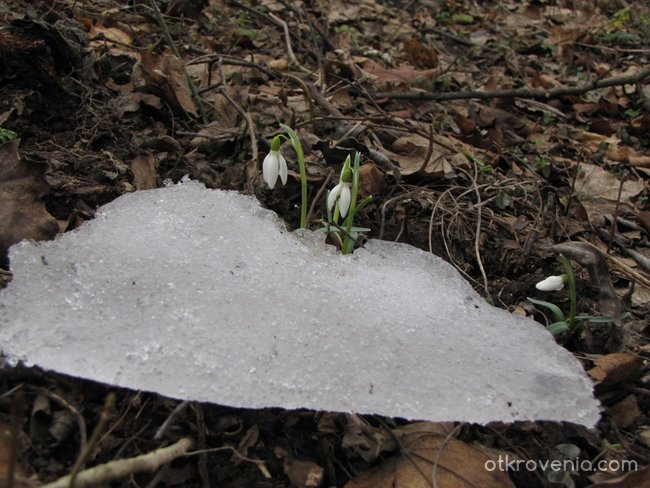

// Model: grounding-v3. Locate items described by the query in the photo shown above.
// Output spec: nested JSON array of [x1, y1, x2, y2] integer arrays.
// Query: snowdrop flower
[[535, 275, 567, 291], [262, 136, 288, 190], [328, 161, 352, 217]]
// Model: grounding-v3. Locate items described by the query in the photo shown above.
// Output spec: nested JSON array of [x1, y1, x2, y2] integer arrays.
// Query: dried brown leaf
[[136, 50, 197, 116], [341, 414, 394, 463], [358, 163, 385, 197], [345, 423, 514, 488], [402, 39, 438, 69], [48, 409, 76, 445], [608, 395, 641, 429], [0, 140, 58, 267], [574, 163, 644, 203], [89, 22, 133, 46], [283, 458, 324, 488], [587, 353, 643, 387], [131, 154, 158, 190], [588, 465, 650, 487], [387, 134, 469, 177], [362, 59, 439, 86]]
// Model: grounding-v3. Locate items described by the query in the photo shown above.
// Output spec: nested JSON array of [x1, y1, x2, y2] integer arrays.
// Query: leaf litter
[[0, 0, 649, 486]]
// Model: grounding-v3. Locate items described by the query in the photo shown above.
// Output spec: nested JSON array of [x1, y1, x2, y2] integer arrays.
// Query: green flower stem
[[280, 124, 307, 229], [559, 254, 577, 329], [342, 152, 361, 255]]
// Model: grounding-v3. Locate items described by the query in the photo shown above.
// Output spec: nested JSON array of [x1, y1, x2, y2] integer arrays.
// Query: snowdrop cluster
[[262, 126, 370, 254]]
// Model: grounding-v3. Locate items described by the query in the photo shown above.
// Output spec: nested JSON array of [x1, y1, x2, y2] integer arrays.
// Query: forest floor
[[1, 0, 650, 487]]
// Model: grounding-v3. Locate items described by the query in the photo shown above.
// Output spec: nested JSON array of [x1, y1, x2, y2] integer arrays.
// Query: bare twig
[[459, 164, 493, 302], [380, 190, 419, 240], [148, 0, 207, 121], [576, 42, 650, 53], [306, 169, 335, 226], [268, 12, 313, 74], [221, 88, 258, 162], [374, 65, 650, 101], [268, 12, 297, 64], [432, 424, 463, 488], [188, 445, 272, 478], [418, 121, 435, 173], [607, 173, 627, 254], [154, 400, 189, 440], [188, 54, 276, 78], [43, 438, 194, 488], [217, 84, 259, 191], [193, 404, 210, 488], [283, 73, 316, 121], [68, 394, 116, 488], [286, 74, 343, 118], [577, 238, 650, 289]]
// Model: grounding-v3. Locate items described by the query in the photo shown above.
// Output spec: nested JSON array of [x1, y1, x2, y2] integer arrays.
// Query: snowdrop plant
[[323, 152, 372, 255], [528, 255, 577, 337], [327, 159, 352, 218], [262, 124, 308, 229], [529, 256, 623, 341]]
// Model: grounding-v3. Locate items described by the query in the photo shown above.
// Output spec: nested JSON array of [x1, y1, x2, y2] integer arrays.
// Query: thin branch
[[148, 0, 207, 121], [68, 394, 116, 488], [187, 445, 272, 478], [268, 12, 313, 74], [374, 65, 650, 101], [461, 164, 492, 303], [43, 438, 194, 488], [218, 86, 258, 168], [432, 424, 463, 488], [306, 169, 335, 227], [154, 400, 189, 440]]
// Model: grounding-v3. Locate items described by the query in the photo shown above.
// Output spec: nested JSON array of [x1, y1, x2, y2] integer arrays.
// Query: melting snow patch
[[0, 179, 600, 426]]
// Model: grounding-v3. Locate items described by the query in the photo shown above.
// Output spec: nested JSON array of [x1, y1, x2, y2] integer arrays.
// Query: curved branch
[[374, 65, 650, 101]]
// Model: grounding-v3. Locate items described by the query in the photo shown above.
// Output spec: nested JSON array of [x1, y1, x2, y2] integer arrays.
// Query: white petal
[[338, 183, 351, 217], [535, 276, 564, 291], [327, 183, 341, 212], [278, 153, 288, 185], [263, 152, 279, 189]]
